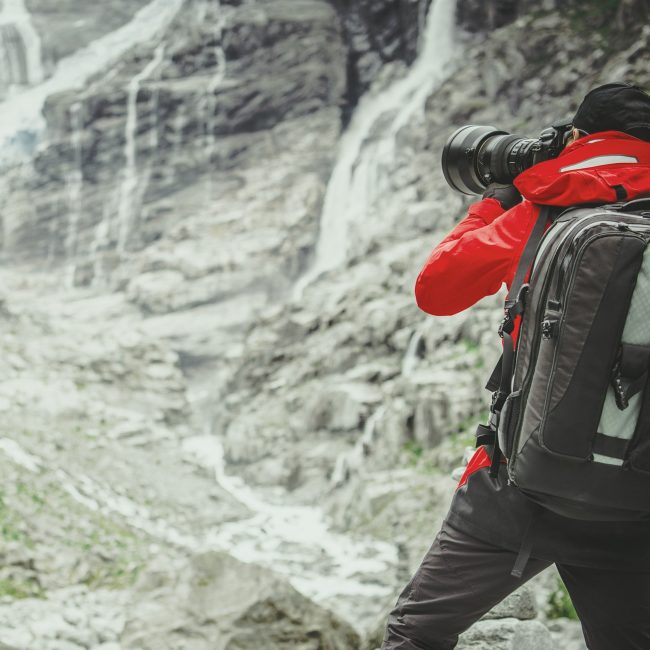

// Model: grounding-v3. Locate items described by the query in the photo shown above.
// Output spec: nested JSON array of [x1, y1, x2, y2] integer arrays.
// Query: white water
[[116, 44, 166, 253], [402, 322, 427, 377], [293, 0, 458, 298], [0, 422, 396, 629], [0, 0, 184, 162], [331, 406, 386, 487], [182, 434, 397, 617], [0, 0, 43, 89], [64, 102, 84, 288]]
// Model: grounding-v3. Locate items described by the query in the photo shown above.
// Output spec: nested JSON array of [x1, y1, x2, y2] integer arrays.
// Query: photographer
[[381, 83, 650, 650]]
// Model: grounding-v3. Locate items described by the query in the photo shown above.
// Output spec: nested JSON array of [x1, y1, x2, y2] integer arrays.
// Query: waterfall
[[0, 0, 185, 164], [402, 322, 427, 377], [293, 0, 458, 299], [64, 102, 84, 288], [116, 44, 166, 253], [331, 406, 387, 487], [0, 0, 43, 91]]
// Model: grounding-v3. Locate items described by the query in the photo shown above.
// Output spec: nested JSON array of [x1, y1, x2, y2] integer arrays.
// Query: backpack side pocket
[[498, 389, 522, 459]]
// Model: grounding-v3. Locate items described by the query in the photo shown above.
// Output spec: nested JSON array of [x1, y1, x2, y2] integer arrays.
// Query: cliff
[[0, 0, 646, 647]]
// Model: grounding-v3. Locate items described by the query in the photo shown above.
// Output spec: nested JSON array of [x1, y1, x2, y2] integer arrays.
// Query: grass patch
[[82, 560, 142, 590], [547, 577, 579, 620], [403, 440, 424, 465], [0, 577, 42, 600], [0, 490, 31, 546], [402, 441, 443, 475]]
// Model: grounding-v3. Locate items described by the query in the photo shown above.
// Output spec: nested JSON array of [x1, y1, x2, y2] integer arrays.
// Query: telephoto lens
[[442, 125, 544, 195]]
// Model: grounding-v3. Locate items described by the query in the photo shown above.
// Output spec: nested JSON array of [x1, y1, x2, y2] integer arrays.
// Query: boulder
[[120, 552, 360, 650], [457, 618, 554, 650]]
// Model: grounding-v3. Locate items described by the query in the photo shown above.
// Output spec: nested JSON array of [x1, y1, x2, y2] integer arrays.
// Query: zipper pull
[[541, 319, 558, 339]]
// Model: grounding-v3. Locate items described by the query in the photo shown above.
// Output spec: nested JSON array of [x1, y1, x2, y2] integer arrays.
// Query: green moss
[[403, 440, 423, 464], [0, 577, 43, 600], [0, 491, 31, 545], [16, 482, 45, 506], [461, 339, 479, 353], [547, 577, 579, 620], [563, 0, 622, 45], [402, 442, 444, 475], [82, 560, 142, 590]]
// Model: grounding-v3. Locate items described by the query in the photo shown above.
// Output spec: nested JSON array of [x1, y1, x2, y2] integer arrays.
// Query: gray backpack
[[480, 198, 650, 522]]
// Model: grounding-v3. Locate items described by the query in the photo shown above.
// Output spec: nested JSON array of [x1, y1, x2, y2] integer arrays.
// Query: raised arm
[[415, 193, 532, 316]]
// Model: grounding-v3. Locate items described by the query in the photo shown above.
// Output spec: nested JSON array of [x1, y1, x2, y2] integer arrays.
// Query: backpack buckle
[[500, 284, 530, 338]]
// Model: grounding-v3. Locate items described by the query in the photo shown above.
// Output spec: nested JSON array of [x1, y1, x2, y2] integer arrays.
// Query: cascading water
[[293, 0, 459, 299], [182, 432, 397, 627], [64, 102, 84, 289], [0, 0, 43, 92], [402, 322, 427, 377], [331, 406, 387, 487], [0, 0, 185, 164], [116, 44, 166, 253]]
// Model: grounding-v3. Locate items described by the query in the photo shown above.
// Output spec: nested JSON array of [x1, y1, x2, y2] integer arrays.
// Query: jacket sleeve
[[415, 198, 528, 316]]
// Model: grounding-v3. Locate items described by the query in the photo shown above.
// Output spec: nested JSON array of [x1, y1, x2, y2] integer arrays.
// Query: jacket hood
[[514, 131, 650, 206]]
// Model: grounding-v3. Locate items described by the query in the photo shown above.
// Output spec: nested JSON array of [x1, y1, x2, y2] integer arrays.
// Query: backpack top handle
[[616, 197, 650, 214]]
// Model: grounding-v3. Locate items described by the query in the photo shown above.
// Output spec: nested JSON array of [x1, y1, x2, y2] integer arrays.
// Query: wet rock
[[456, 0, 520, 32]]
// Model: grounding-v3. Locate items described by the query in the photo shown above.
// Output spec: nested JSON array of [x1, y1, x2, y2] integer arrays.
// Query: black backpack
[[478, 198, 650, 523]]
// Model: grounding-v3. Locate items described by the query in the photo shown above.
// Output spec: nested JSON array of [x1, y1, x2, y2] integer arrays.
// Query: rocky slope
[[0, 0, 647, 648]]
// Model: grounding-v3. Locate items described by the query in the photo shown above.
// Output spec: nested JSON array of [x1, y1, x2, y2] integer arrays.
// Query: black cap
[[572, 82, 650, 141]]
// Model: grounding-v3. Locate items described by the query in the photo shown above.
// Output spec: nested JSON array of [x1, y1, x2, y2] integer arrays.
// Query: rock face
[[121, 552, 360, 650], [332, 0, 433, 109], [456, 0, 520, 31], [0, 0, 647, 648]]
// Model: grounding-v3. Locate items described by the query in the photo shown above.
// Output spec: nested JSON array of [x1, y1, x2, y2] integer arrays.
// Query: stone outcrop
[[121, 551, 360, 650]]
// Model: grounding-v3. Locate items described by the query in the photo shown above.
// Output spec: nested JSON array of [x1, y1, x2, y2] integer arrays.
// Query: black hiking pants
[[381, 519, 650, 650]]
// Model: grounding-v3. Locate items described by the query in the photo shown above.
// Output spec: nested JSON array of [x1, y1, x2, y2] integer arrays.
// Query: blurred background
[[0, 0, 646, 648]]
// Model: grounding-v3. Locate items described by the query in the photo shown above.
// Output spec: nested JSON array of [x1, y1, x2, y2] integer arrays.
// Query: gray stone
[[120, 552, 360, 650], [483, 585, 538, 620], [457, 618, 553, 650]]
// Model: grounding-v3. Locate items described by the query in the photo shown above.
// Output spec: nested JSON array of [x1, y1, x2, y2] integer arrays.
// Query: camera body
[[442, 120, 574, 195]]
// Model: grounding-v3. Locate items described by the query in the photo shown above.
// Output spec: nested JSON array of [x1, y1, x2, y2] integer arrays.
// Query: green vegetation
[[547, 577, 579, 620], [461, 339, 479, 353], [563, 0, 624, 46], [402, 441, 442, 476], [0, 577, 42, 600], [82, 559, 142, 590], [403, 440, 423, 464], [451, 409, 489, 447], [0, 490, 31, 546], [16, 481, 45, 506]]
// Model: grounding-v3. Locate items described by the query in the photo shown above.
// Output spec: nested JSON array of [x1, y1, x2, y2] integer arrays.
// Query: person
[[380, 82, 650, 650]]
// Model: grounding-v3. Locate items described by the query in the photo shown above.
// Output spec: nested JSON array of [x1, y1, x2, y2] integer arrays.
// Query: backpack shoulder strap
[[483, 204, 554, 476], [485, 204, 554, 393]]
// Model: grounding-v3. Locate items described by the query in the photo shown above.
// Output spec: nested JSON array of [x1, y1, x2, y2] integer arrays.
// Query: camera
[[441, 120, 575, 195]]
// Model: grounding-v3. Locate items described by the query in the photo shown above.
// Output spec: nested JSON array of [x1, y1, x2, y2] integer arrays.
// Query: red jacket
[[415, 131, 650, 348]]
